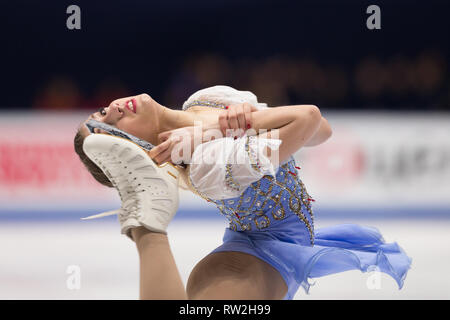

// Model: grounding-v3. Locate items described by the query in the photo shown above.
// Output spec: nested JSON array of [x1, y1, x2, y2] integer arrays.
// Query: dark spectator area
[[1, 0, 449, 111]]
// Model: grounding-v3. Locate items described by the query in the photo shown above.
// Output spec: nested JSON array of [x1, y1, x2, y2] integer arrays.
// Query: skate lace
[[81, 154, 145, 221]]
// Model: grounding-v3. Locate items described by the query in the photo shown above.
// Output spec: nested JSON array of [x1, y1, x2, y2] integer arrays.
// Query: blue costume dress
[[183, 86, 412, 300]]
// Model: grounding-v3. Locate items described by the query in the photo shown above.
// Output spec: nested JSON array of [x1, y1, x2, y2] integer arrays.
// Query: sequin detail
[[225, 164, 241, 192], [182, 102, 315, 246], [245, 136, 261, 173], [182, 100, 228, 111]]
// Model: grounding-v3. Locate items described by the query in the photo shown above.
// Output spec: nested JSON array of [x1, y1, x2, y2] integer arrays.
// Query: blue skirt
[[211, 214, 412, 300]]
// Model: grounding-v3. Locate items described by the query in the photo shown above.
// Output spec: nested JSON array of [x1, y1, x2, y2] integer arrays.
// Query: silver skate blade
[[81, 210, 119, 220]]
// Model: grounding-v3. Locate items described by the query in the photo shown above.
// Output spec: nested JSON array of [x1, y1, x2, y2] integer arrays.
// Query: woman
[[74, 85, 412, 300]]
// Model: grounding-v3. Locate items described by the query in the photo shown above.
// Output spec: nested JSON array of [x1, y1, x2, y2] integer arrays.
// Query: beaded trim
[[187, 149, 314, 245], [263, 164, 315, 246], [245, 136, 261, 173], [225, 164, 241, 192], [299, 180, 315, 228], [182, 100, 228, 111]]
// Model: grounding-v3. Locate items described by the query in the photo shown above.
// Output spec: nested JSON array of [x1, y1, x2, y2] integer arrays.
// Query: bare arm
[[247, 105, 324, 163], [216, 103, 329, 164], [151, 104, 331, 165], [304, 117, 332, 147]]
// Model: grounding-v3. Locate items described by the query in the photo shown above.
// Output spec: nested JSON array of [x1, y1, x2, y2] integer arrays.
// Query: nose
[[108, 102, 124, 113], [105, 102, 124, 124], [109, 101, 119, 109]]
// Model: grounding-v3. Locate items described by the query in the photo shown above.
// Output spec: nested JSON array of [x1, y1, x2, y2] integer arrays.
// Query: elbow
[[304, 105, 333, 143], [308, 106, 333, 141], [292, 105, 325, 136], [300, 104, 322, 126], [322, 117, 333, 141], [325, 126, 333, 142], [309, 105, 322, 122]]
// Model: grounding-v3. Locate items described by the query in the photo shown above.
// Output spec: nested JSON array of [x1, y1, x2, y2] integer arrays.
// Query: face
[[82, 93, 158, 143]]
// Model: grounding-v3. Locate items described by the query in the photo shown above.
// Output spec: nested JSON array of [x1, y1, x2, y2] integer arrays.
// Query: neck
[[158, 107, 215, 132]]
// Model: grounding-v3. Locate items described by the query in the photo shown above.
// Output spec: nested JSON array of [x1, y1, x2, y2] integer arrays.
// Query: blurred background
[[0, 0, 449, 299]]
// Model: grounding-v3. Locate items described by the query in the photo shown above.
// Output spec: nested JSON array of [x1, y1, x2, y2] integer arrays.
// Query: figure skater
[[74, 85, 412, 300]]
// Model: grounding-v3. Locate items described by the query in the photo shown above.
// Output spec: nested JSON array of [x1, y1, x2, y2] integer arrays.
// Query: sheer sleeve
[[188, 135, 282, 200]]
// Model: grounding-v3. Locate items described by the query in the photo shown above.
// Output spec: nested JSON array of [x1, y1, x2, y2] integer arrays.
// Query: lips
[[126, 99, 137, 113]]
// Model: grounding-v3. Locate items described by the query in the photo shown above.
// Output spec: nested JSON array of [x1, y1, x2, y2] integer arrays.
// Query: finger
[[249, 104, 259, 112], [236, 104, 246, 133], [153, 139, 174, 164], [154, 136, 182, 164], [158, 130, 172, 142], [227, 107, 239, 137], [218, 110, 229, 137], [154, 146, 173, 164], [243, 103, 252, 131], [148, 139, 170, 159]]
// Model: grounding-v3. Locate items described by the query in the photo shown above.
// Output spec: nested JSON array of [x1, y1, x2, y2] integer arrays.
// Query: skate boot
[[81, 134, 180, 238]]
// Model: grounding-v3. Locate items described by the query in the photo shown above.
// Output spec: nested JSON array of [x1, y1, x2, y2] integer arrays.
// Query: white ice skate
[[81, 134, 180, 238]]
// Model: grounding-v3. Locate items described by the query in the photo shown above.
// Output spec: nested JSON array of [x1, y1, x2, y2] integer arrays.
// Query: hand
[[149, 126, 200, 165], [218, 102, 258, 139]]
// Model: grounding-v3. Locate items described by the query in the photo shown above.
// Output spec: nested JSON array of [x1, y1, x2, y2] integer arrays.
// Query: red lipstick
[[126, 99, 137, 113]]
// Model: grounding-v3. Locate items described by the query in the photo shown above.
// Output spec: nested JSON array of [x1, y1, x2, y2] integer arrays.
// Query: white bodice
[[183, 85, 282, 200]]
